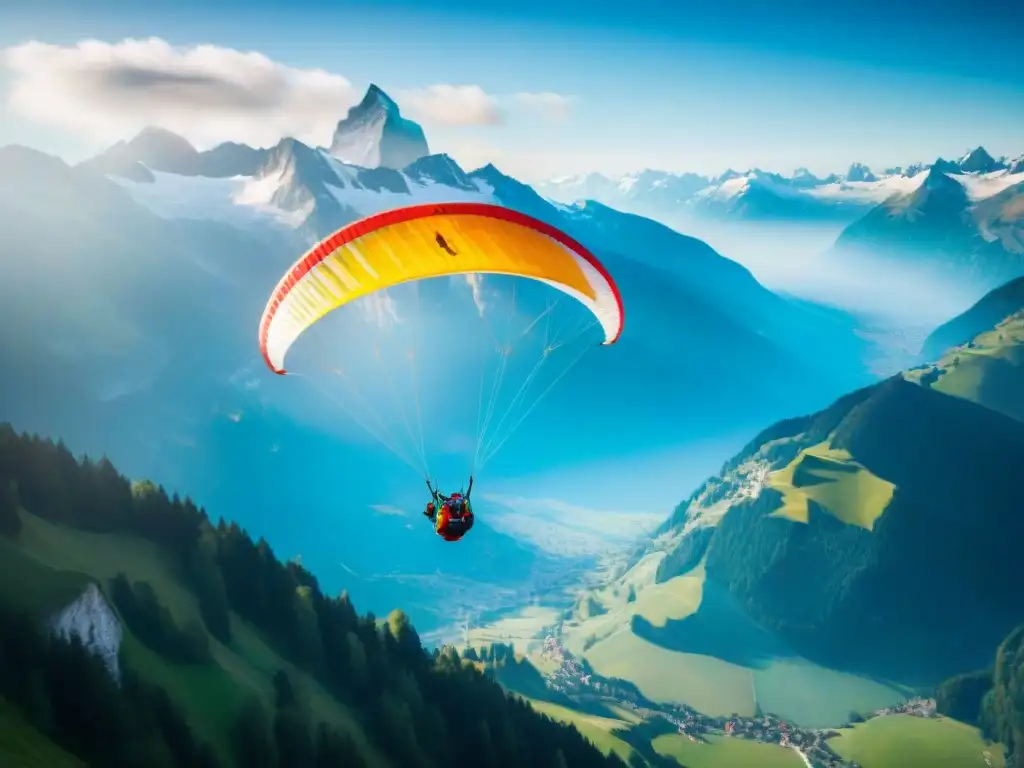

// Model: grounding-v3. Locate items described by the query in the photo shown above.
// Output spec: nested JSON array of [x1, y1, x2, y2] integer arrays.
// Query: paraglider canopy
[[258, 202, 623, 376], [256, 201, 624, 479]]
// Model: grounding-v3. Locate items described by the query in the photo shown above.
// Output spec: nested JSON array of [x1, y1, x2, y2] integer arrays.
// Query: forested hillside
[[937, 624, 1024, 768], [643, 305, 1024, 686], [0, 423, 625, 768]]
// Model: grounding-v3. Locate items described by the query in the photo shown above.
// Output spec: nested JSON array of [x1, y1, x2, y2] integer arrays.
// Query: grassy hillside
[[521, 698, 640, 765], [651, 733, 803, 768], [0, 697, 86, 768], [767, 440, 895, 530], [827, 715, 1003, 768], [906, 311, 1024, 422], [922, 276, 1024, 360], [0, 424, 625, 768]]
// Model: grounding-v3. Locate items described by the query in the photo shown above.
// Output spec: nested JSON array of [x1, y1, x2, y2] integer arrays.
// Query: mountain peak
[[790, 167, 822, 188], [79, 127, 203, 182], [923, 164, 960, 189], [361, 83, 400, 113], [329, 85, 429, 170], [959, 146, 1004, 174], [401, 153, 475, 190], [930, 157, 961, 175], [125, 127, 198, 157], [844, 162, 877, 183]]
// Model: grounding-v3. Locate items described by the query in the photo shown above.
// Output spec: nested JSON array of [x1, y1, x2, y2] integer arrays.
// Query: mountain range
[[0, 84, 881, 633], [537, 147, 1024, 226], [80, 84, 1024, 305], [829, 161, 1024, 296]]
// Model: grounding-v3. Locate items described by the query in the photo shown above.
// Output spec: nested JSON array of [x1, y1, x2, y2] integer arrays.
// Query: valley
[[2, 38, 1023, 768]]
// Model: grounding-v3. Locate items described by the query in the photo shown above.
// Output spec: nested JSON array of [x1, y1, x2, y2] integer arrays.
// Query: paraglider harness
[[424, 477, 475, 541]]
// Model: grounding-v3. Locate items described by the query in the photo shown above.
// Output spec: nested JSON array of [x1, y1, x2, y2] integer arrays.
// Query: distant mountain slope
[[82, 126, 269, 180], [922, 277, 1024, 360], [906, 311, 1024, 423], [830, 165, 1024, 296]]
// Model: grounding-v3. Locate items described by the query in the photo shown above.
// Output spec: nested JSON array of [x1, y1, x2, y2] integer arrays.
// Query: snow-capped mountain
[[831, 162, 1024, 293], [65, 85, 877, 415], [958, 146, 1005, 174], [844, 163, 876, 183], [537, 147, 1023, 226], [328, 83, 429, 169]]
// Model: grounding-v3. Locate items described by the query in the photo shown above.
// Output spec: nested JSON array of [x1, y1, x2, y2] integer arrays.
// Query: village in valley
[[536, 634, 939, 768]]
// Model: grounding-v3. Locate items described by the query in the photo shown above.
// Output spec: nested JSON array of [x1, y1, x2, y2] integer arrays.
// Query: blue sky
[[2, 0, 1022, 180]]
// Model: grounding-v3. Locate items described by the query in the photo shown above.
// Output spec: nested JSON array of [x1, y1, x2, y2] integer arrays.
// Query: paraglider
[[423, 476, 474, 542], [258, 201, 623, 541]]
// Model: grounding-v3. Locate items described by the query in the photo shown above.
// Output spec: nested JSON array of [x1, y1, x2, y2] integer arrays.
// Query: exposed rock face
[[50, 582, 123, 683], [328, 84, 429, 170]]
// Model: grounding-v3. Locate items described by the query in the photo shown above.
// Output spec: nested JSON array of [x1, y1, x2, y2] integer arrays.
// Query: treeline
[[0, 423, 624, 768], [937, 624, 1024, 768]]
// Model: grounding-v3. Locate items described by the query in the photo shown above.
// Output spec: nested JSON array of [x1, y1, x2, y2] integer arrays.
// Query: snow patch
[[112, 170, 303, 228], [322, 168, 493, 219], [695, 175, 750, 201], [952, 170, 1024, 202], [618, 175, 639, 193], [806, 171, 928, 203]]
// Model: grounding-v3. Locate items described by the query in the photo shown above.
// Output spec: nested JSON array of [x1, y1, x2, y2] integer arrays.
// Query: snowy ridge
[[112, 145, 495, 234], [536, 148, 1024, 223]]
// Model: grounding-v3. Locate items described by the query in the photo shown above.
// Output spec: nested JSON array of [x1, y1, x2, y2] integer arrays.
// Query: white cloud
[[398, 84, 503, 126], [370, 504, 408, 517], [515, 91, 572, 121], [2, 38, 357, 149]]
